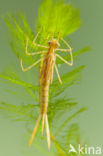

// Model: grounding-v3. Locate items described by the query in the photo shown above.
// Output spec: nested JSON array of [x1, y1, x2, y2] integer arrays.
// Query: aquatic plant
[[0, 0, 90, 155]]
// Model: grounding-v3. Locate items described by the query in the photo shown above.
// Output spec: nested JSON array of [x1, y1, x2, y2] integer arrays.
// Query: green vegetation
[[0, 0, 90, 155]]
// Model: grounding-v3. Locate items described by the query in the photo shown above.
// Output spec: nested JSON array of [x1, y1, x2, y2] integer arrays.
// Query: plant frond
[[37, 0, 81, 38]]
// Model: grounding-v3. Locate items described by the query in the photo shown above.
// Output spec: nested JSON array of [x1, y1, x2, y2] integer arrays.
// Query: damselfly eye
[[48, 41, 51, 45]]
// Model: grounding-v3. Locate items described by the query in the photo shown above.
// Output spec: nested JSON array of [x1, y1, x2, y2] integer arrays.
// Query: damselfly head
[[48, 38, 60, 48]]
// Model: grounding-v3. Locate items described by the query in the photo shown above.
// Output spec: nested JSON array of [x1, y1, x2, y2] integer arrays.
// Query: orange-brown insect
[[19, 31, 73, 149]]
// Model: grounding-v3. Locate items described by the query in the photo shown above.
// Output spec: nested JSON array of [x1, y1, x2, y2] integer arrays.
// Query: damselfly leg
[[25, 36, 47, 56], [19, 31, 48, 71], [56, 37, 73, 66], [54, 63, 62, 84], [20, 58, 43, 72], [33, 31, 48, 49]]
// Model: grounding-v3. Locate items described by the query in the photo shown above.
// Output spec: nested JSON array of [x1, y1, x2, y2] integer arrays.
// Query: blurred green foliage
[[0, 0, 90, 155], [37, 0, 81, 38]]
